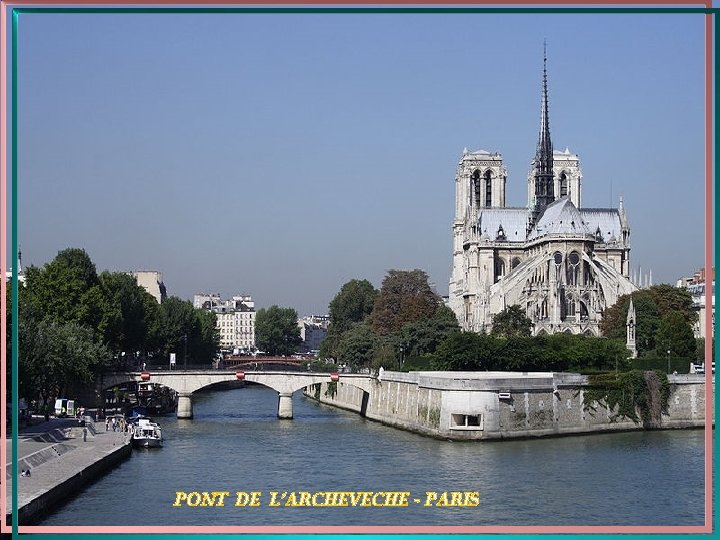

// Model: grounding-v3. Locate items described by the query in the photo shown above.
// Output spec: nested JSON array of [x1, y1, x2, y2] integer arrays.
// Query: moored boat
[[131, 417, 163, 448]]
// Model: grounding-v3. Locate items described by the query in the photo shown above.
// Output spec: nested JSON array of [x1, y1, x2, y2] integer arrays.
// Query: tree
[[433, 332, 501, 371], [194, 308, 220, 362], [655, 311, 696, 359], [396, 315, 460, 359], [328, 279, 377, 333], [19, 317, 111, 408], [334, 323, 378, 370], [321, 279, 378, 358], [255, 305, 301, 356], [490, 305, 533, 338], [157, 296, 218, 365], [601, 291, 661, 355], [648, 284, 697, 324], [370, 269, 441, 335], [23, 248, 109, 332], [98, 271, 152, 355]]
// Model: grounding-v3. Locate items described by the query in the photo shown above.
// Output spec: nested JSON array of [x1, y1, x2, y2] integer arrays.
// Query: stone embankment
[[5, 417, 132, 525], [305, 371, 709, 440]]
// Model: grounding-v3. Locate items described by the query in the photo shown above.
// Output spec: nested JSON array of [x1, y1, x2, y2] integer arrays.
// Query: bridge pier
[[277, 392, 293, 419], [177, 393, 193, 419]]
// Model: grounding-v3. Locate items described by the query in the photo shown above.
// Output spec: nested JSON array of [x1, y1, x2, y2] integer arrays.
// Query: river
[[40, 383, 705, 526]]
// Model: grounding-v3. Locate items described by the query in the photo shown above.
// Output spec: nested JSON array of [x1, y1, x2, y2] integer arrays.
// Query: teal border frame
[[5, 3, 717, 539]]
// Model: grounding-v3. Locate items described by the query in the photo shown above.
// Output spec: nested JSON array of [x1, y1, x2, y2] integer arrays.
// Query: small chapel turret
[[626, 297, 637, 359]]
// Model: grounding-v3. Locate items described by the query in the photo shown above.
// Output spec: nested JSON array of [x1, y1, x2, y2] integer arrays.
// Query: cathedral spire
[[532, 41, 555, 220]]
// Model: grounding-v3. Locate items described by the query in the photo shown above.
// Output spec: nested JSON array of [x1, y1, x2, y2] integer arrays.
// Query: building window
[[450, 414, 484, 430], [472, 169, 481, 207], [484, 170, 492, 207], [560, 172, 568, 198], [495, 258, 506, 282]]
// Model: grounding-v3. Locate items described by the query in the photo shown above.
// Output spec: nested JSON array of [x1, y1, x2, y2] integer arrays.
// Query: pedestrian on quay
[[83, 426, 88, 442], [105, 417, 109, 431], [112, 417, 117, 432]]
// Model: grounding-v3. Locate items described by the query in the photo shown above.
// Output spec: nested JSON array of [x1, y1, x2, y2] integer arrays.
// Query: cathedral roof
[[529, 197, 590, 239], [580, 208, 623, 243], [477, 207, 529, 241]]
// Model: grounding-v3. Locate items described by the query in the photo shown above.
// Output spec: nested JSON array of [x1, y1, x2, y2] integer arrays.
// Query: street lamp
[[667, 349, 671, 374], [183, 334, 188, 370]]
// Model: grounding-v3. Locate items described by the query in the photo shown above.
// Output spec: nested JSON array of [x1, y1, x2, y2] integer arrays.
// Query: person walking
[[83, 426, 88, 442]]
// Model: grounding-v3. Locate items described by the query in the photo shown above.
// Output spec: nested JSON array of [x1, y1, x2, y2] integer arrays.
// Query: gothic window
[[494, 258, 506, 282], [496, 225, 506, 241], [484, 170, 493, 207], [567, 251, 580, 285], [472, 170, 481, 207], [579, 300, 589, 320], [559, 172, 568, 198], [553, 252, 563, 265], [566, 295, 576, 317]]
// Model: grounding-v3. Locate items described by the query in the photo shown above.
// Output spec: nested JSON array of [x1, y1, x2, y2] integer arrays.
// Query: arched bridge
[[102, 370, 377, 419]]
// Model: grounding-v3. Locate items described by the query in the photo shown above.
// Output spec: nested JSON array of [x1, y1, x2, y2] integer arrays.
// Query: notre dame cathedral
[[449, 49, 637, 336]]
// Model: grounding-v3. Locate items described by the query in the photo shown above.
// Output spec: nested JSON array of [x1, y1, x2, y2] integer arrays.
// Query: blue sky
[[13, 9, 707, 316]]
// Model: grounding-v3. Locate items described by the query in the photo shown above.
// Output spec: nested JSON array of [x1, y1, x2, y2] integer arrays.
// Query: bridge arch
[[101, 371, 376, 420]]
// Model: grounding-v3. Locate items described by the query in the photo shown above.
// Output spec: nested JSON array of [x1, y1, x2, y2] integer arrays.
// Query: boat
[[131, 417, 163, 448]]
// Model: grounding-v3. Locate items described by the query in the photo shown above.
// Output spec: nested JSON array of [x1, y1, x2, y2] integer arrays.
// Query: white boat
[[131, 417, 163, 448]]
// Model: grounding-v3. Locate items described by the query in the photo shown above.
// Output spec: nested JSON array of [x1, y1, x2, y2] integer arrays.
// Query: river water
[[40, 384, 705, 526]]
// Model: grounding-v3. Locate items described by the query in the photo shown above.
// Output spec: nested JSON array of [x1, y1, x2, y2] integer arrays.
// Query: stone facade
[[128, 271, 166, 303], [449, 53, 635, 336], [195, 294, 256, 351]]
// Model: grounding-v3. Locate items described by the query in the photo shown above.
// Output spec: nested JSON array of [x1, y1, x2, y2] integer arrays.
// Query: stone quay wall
[[6, 421, 133, 525], [304, 371, 708, 440]]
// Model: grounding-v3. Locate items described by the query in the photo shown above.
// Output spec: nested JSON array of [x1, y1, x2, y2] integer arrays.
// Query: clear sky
[[13, 9, 707, 316]]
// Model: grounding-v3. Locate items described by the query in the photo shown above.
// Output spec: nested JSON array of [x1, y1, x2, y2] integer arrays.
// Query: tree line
[[9, 248, 219, 410], [316, 270, 702, 374]]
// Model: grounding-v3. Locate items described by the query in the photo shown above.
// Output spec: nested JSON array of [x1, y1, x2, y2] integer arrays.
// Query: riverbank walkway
[[5, 415, 132, 524]]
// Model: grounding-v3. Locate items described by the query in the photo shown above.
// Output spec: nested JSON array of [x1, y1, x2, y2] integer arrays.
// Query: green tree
[[255, 305, 302, 356], [655, 311, 696, 359], [19, 317, 111, 407], [334, 323, 378, 370], [601, 292, 661, 354], [23, 248, 109, 332], [433, 332, 501, 371], [396, 315, 460, 359], [321, 279, 378, 358], [490, 305, 533, 338], [160, 296, 197, 363], [601, 286, 697, 356], [98, 271, 152, 355], [194, 308, 220, 362], [370, 269, 441, 335], [328, 279, 377, 333], [648, 284, 697, 323]]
